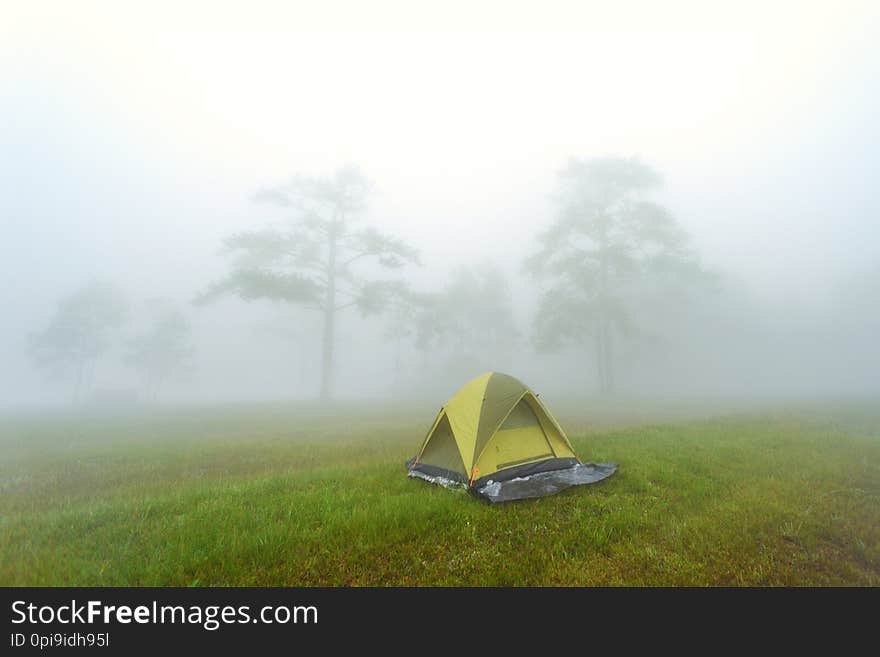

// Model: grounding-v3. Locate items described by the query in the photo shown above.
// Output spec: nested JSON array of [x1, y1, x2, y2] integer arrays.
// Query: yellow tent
[[407, 372, 616, 501]]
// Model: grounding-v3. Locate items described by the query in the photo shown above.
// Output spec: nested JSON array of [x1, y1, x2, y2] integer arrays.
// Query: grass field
[[1, 400, 878, 586]]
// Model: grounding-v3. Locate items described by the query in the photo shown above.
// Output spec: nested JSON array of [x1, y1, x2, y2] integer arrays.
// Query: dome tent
[[407, 372, 617, 502]]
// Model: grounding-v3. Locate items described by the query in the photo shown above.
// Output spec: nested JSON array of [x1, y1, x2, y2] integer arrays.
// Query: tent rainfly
[[407, 372, 616, 502]]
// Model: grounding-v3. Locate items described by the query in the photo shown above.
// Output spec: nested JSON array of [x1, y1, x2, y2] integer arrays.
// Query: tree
[[525, 156, 702, 394], [197, 165, 418, 400], [373, 281, 420, 387], [373, 283, 452, 388], [404, 266, 518, 379], [385, 288, 445, 375], [28, 281, 127, 402], [126, 305, 195, 401], [439, 266, 519, 366]]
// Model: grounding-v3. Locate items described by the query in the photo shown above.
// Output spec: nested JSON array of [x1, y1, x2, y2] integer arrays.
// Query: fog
[[2, 1, 879, 409]]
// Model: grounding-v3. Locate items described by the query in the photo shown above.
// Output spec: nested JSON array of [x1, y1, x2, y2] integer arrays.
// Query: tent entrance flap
[[416, 414, 467, 479], [475, 397, 556, 477]]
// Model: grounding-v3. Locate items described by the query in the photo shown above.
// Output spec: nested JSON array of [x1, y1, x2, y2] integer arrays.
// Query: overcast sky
[[2, 1, 879, 404]]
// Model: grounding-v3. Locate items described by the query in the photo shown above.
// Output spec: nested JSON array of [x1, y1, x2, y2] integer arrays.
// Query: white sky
[[1, 0, 879, 401]]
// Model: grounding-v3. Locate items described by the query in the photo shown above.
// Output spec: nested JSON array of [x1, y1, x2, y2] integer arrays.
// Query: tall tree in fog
[[198, 166, 418, 400], [28, 281, 127, 403], [417, 267, 518, 377], [379, 288, 445, 375], [377, 284, 453, 386], [377, 281, 422, 387], [126, 305, 195, 401], [442, 266, 518, 362], [363, 267, 518, 386], [525, 157, 698, 394]]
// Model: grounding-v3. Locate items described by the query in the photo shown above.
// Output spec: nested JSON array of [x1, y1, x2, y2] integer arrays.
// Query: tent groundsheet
[[406, 456, 617, 502], [473, 462, 617, 503]]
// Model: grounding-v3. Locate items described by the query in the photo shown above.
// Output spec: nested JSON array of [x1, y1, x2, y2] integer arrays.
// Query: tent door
[[481, 399, 556, 472]]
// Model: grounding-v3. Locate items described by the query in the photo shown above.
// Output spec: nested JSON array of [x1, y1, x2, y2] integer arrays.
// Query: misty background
[[2, 1, 879, 409]]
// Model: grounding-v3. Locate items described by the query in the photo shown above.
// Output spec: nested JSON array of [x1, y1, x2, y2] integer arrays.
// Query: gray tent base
[[406, 458, 617, 502], [474, 462, 618, 503], [407, 467, 467, 490]]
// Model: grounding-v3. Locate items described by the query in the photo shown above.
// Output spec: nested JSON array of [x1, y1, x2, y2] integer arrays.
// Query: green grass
[[0, 401, 878, 586]]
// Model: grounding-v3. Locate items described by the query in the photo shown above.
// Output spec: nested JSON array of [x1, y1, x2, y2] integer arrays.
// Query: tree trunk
[[85, 358, 96, 400], [319, 226, 337, 402], [153, 372, 164, 403], [597, 241, 614, 395], [73, 358, 86, 405], [393, 332, 402, 389], [603, 317, 614, 394]]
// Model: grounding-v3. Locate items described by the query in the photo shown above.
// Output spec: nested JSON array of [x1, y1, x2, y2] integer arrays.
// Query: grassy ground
[[0, 401, 878, 586]]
